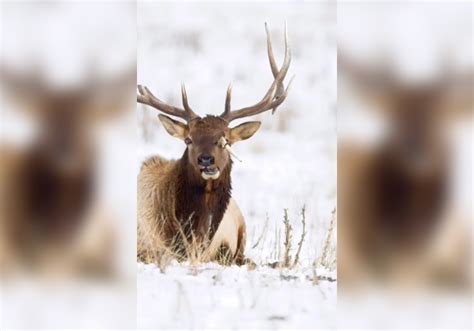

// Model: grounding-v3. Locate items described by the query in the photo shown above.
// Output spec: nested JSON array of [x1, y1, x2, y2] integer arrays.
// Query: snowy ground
[[137, 1, 337, 329], [138, 262, 336, 329]]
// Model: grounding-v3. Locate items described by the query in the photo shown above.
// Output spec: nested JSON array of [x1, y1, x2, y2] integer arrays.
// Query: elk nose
[[198, 154, 215, 167]]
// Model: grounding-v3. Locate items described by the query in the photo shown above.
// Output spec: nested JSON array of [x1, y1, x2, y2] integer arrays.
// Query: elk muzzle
[[198, 153, 220, 180], [197, 153, 215, 167]]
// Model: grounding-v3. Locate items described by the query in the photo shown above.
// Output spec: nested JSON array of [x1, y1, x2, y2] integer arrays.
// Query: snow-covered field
[[138, 262, 336, 329], [137, 1, 337, 329]]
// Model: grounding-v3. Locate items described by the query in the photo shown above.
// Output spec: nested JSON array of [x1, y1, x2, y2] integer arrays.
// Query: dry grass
[[316, 207, 336, 270], [251, 215, 269, 250], [293, 205, 307, 268], [262, 206, 312, 270], [138, 215, 235, 272], [282, 208, 293, 268], [138, 206, 337, 283]]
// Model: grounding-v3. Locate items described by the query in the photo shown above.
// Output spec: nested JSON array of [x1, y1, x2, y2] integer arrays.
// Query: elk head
[[137, 24, 292, 181]]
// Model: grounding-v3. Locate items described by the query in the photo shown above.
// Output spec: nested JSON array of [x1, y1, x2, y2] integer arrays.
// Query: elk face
[[138, 23, 292, 181], [158, 114, 260, 180]]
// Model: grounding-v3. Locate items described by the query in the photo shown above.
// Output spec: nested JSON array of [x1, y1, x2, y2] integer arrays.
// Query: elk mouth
[[200, 166, 220, 180]]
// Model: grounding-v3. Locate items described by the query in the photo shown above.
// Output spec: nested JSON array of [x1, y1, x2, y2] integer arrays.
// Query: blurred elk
[[337, 52, 472, 288], [137, 24, 292, 265], [0, 65, 135, 277]]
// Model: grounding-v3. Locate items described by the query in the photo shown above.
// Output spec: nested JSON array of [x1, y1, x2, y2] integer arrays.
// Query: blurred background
[[137, 1, 337, 328], [1, 1, 136, 328], [338, 1, 472, 329]]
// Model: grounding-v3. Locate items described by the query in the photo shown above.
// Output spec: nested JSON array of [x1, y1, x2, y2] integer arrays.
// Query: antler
[[220, 23, 293, 122], [137, 84, 199, 122]]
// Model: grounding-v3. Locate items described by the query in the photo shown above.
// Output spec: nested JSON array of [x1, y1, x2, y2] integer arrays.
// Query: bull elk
[[337, 52, 472, 288], [137, 24, 292, 265]]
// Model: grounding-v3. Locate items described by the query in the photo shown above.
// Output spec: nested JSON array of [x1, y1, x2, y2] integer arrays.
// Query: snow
[[136, 1, 337, 329], [138, 262, 336, 329]]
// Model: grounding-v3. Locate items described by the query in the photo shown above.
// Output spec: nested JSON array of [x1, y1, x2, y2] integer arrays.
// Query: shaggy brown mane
[[175, 149, 232, 241]]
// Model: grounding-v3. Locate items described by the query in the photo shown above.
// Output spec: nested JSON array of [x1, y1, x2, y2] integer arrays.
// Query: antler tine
[[181, 83, 199, 119], [265, 22, 279, 78], [267, 21, 289, 113], [137, 84, 199, 122], [220, 23, 292, 122], [223, 83, 232, 116]]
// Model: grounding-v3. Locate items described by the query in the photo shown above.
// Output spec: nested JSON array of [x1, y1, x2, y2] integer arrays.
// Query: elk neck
[[175, 149, 232, 239]]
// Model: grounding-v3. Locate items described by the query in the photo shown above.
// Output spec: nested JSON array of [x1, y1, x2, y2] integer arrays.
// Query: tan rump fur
[[204, 198, 244, 260]]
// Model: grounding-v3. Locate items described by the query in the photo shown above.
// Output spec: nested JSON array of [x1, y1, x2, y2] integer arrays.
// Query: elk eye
[[184, 137, 192, 145]]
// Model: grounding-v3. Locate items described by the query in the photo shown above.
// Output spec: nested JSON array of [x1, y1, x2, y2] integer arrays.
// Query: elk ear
[[158, 114, 188, 139], [229, 121, 261, 144]]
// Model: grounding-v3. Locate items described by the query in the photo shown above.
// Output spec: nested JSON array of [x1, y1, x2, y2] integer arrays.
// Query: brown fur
[[137, 115, 255, 264], [138, 150, 239, 261]]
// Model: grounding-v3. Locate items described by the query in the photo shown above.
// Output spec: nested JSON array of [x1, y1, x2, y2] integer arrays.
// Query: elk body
[[137, 24, 292, 265], [337, 54, 472, 287]]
